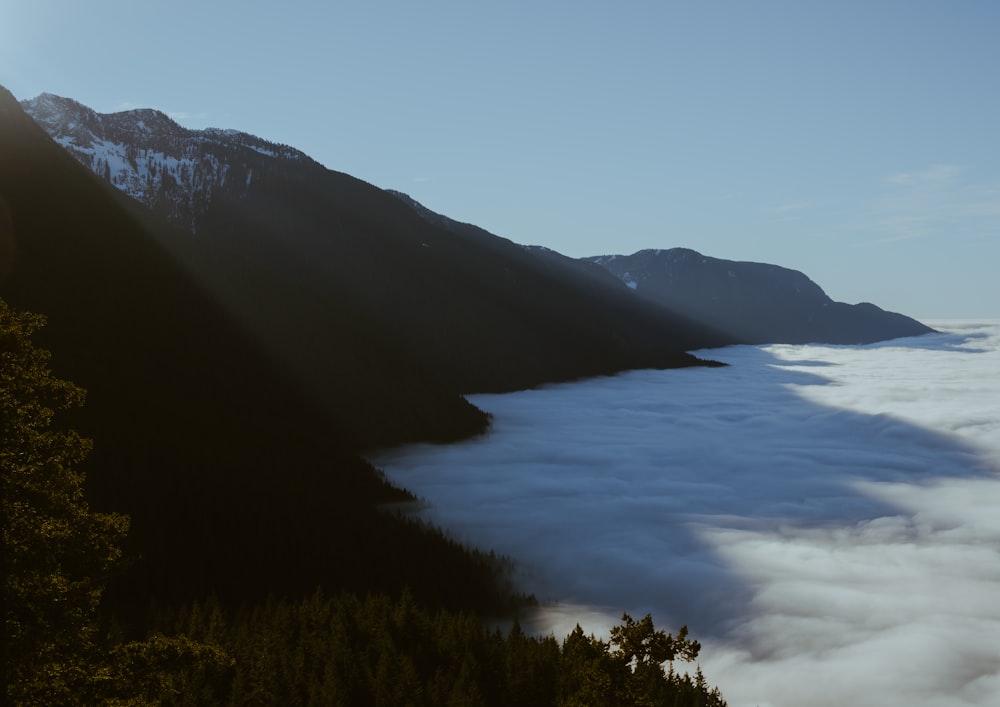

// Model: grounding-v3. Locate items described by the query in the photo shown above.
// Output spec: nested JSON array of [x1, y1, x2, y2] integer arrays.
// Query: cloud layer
[[371, 321, 1000, 707]]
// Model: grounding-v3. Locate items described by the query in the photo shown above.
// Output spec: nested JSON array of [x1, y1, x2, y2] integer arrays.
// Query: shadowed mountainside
[[21, 93, 723, 422], [2, 87, 730, 615], [586, 248, 934, 344], [383, 190, 932, 347], [0, 86, 508, 613]]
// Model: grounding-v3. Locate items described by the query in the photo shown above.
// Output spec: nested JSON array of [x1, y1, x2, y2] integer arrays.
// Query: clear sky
[[3, 0, 998, 318]]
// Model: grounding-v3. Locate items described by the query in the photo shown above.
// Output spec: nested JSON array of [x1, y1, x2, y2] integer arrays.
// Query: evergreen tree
[[1, 298, 232, 704], [1, 297, 129, 704], [609, 612, 700, 670]]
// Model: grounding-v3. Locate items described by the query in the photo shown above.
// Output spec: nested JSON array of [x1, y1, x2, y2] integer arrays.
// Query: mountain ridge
[[584, 247, 934, 344], [20, 92, 723, 407], [20, 89, 932, 367], [384, 189, 934, 346], [21, 92, 313, 227], [0, 83, 515, 611]]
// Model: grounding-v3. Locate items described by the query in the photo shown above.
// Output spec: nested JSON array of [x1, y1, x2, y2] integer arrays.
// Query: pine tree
[[1, 298, 233, 704], [1, 298, 129, 704]]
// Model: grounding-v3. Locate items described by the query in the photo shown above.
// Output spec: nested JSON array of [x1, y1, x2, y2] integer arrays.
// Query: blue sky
[[3, 1, 998, 317]]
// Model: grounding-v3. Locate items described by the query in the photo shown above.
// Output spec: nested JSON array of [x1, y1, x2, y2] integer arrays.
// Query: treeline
[[123, 591, 727, 707]]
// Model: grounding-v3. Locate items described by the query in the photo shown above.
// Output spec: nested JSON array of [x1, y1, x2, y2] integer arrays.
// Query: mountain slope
[[19, 92, 501, 449], [587, 248, 934, 344], [386, 189, 733, 346], [0, 86, 506, 612], [21, 93, 722, 413], [21, 92, 309, 228]]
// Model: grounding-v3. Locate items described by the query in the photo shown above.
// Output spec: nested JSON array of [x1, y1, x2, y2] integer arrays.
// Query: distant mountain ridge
[[585, 248, 934, 344], [385, 189, 934, 345]]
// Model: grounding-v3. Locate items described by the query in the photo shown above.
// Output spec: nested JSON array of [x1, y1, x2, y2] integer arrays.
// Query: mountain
[[586, 248, 934, 345], [20, 93, 723, 417], [21, 93, 310, 229], [384, 189, 732, 348], [0, 86, 508, 612], [5, 87, 747, 613], [385, 194, 934, 347], [20, 94, 498, 450]]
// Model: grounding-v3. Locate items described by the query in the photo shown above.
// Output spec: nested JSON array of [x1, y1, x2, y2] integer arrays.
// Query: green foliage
[[142, 592, 727, 707], [1, 298, 232, 705], [103, 634, 234, 706], [609, 612, 701, 666], [559, 614, 723, 707], [1, 298, 129, 704]]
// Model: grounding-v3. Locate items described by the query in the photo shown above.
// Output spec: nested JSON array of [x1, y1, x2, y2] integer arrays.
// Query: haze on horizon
[[2, 1, 998, 318]]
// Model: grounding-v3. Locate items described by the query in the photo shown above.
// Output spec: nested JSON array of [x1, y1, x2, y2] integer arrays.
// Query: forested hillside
[[2, 84, 728, 703], [0, 86, 503, 611]]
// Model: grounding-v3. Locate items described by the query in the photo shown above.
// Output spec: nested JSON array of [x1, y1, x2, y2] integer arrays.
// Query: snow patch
[[621, 271, 640, 291], [22, 94, 310, 226]]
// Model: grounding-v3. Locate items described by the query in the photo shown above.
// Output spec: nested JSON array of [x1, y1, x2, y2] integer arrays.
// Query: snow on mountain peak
[[21, 93, 312, 228]]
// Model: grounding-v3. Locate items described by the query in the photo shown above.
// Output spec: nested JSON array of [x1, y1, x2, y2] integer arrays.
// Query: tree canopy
[[2, 297, 130, 703], [1, 299, 232, 705]]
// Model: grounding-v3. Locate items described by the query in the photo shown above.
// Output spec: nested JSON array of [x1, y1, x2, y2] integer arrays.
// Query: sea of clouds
[[371, 320, 1000, 707]]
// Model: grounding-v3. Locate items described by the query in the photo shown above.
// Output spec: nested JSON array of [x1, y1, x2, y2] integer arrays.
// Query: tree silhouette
[[609, 612, 701, 666], [1, 298, 129, 703]]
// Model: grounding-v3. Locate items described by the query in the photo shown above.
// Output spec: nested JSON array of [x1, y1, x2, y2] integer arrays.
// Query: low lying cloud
[[371, 321, 1000, 707]]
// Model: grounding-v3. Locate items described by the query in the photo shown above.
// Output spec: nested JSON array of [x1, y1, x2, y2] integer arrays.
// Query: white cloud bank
[[371, 320, 1000, 707]]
